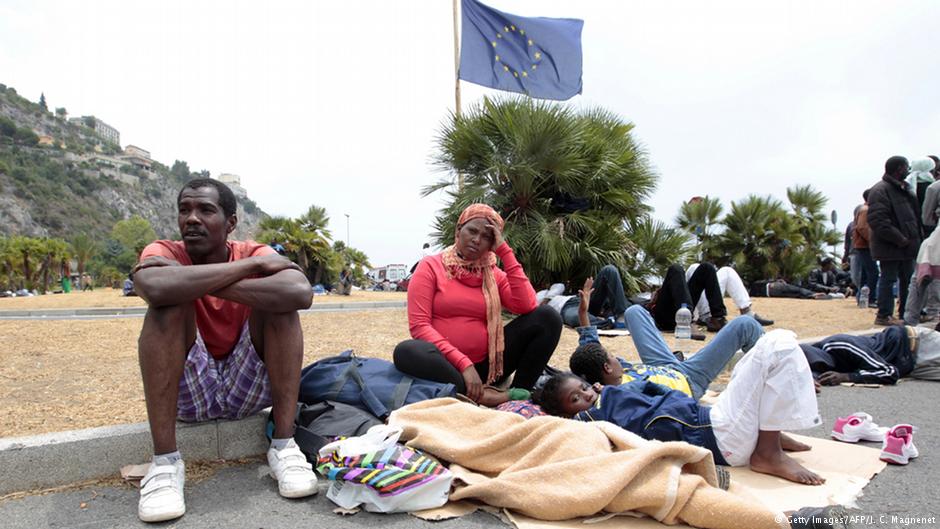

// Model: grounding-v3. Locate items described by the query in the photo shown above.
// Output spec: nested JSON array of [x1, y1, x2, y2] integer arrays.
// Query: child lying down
[[535, 329, 826, 485]]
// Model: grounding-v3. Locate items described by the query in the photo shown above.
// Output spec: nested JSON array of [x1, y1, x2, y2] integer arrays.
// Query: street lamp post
[[345, 213, 350, 247]]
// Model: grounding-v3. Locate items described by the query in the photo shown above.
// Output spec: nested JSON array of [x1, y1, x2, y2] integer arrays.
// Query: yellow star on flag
[[534, 52, 542, 60], [527, 39, 533, 46], [522, 71, 528, 77]]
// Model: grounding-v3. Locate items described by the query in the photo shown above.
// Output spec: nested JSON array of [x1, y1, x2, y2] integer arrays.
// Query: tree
[[675, 195, 724, 261], [13, 127, 39, 146], [170, 160, 192, 182], [256, 212, 331, 284], [9, 236, 45, 290], [37, 238, 70, 293], [786, 184, 841, 258], [111, 216, 157, 254], [39, 92, 47, 111], [714, 195, 811, 282], [70, 233, 98, 289], [83, 116, 96, 129], [55, 107, 67, 120], [625, 217, 692, 290], [427, 96, 658, 290]]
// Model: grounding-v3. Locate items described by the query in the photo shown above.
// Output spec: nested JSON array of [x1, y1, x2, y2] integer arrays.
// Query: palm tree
[[10, 236, 44, 290], [256, 209, 335, 285], [675, 196, 724, 261], [38, 238, 70, 293], [716, 195, 811, 282], [70, 233, 97, 289], [786, 184, 841, 258], [625, 217, 692, 291], [427, 96, 658, 289], [0, 237, 18, 290]]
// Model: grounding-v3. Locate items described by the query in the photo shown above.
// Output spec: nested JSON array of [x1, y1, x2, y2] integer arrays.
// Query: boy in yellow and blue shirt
[[569, 278, 763, 400]]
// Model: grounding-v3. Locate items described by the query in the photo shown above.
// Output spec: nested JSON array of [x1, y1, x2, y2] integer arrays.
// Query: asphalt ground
[[1, 380, 937, 529]]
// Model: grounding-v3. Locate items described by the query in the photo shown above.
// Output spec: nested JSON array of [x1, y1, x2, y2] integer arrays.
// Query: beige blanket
[[389, 398, 787, 529]]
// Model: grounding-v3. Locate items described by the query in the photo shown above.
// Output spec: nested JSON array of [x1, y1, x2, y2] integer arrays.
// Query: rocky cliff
[[0, 83, 266, 242]]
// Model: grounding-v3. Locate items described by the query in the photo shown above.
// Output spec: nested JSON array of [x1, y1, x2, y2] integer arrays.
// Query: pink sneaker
[[831, 412, 886, 443], [880, 424, 919, 465]]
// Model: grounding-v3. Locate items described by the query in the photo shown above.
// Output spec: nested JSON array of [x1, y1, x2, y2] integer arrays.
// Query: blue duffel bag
[[299, 350, 456, 419]]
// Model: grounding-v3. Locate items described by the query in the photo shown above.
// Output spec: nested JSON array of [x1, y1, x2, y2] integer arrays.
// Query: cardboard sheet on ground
[[423, 435, 884, 529]]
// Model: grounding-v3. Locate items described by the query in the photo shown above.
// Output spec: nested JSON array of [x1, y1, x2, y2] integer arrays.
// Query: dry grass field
[[0, 295, 882, 438], [0, 288, 406, 310]]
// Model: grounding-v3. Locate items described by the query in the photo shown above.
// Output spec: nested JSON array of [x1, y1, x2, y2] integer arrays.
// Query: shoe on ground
[[874, 315, 904, 326], [880, 424, 919, 465], [831, 412, 886, 443], [612, 320, 627, 330], [268, 439, 318, 498], [704, 316, 727, 333], [751, 313, 774, 326], [690, 331, 706, 341], [138, 459, 185, 522], [788, 505, 849, 529]]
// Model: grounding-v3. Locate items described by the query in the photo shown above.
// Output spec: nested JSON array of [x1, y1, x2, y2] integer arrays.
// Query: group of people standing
[[847, 155, 940, 326]]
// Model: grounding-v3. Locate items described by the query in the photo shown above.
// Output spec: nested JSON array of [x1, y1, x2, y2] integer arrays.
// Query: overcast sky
[[2, 1, 938, 267]]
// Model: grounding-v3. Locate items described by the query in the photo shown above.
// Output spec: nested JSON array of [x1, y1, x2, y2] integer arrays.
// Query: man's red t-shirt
[[138, 240, 276, 360]]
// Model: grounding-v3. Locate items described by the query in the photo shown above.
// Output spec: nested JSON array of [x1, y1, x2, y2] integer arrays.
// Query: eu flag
[[459, 0, 583, 101]]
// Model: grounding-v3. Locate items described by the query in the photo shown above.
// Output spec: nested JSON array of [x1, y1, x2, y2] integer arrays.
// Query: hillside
[[0, 83, 266, 242]]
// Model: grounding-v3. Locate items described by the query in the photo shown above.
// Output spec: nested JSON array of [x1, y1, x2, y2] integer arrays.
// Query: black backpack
[[266, 401, 383, 460]]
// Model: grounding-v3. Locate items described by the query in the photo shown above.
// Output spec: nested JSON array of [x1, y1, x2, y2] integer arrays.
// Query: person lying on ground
[[748, 279, 831, 299], [804, 257, 853, 296], [394, 203, 562, 407], [686, 263, 774, 326], [569, 279, 763, 400], [132, 178, 316, 523], [542, 262, 730, 333], [537, 264, 632, 329], [538, 329, 826, 486], [801, 325, 916, 386]]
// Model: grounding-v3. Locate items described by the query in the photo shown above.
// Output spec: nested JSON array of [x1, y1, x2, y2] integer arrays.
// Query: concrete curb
[[0, 413, 269, 496], [0, 326, 892, 496], [0, 301, 406, 319]]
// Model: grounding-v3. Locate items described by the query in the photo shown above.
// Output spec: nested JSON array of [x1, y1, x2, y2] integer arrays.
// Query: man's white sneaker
[[138, 459, 185, 522], [831, 412, 887, 443], [267, 439, 318, 498]]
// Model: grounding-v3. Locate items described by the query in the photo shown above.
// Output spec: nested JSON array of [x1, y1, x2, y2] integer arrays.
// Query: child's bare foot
[[477, 387, 509, 407], [780, 433, 812, 452], [750, 450, 825, 485]]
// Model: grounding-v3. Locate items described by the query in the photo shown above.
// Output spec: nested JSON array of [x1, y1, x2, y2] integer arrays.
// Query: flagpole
[[452, 0, 464, 190]]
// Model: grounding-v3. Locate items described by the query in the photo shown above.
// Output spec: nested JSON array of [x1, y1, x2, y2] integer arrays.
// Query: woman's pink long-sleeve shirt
[[407, 243, 537, 372]]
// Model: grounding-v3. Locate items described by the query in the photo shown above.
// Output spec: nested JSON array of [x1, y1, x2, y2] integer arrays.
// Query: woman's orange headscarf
[[441, 204, 505, 383]]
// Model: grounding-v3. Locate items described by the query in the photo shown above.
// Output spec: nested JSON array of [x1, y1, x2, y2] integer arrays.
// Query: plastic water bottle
[[675, 304, 692, 340], [858, 286, 869, 309]]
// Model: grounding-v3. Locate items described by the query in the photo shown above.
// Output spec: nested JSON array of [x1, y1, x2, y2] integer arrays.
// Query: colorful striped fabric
[[317, 443, 449, 497]]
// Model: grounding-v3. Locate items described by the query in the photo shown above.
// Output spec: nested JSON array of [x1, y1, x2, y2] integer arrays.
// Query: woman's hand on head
[[461, 366, 484, 402], [486, 223, 504, 248]]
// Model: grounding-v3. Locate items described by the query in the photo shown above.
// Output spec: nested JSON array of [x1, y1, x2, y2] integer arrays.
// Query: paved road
[[1, 381, 937, 529]]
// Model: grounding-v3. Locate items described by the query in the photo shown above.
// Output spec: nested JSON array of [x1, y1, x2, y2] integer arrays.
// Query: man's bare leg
[[138, 304, 195, 454], [250, 310, 303, 439], [750, 430, 825, 485], [780, 432, 812, 452]]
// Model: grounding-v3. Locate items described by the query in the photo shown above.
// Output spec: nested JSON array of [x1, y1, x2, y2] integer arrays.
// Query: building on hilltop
[[217, 173, 247, 197], [69, 115, 120, 145], [121, 145, 152, 170]]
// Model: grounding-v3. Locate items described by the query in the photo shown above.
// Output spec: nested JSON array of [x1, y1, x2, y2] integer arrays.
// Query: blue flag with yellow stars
[[459, 0, 583, 101]]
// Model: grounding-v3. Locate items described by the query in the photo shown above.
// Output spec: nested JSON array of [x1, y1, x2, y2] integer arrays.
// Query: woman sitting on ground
[[534, 329, 826, 486], [394, 204, 562, 406]]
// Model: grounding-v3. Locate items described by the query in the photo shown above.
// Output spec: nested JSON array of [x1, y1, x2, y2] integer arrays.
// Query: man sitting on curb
[[569, 278, 764, 400], [132, 178, 317, 522]]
